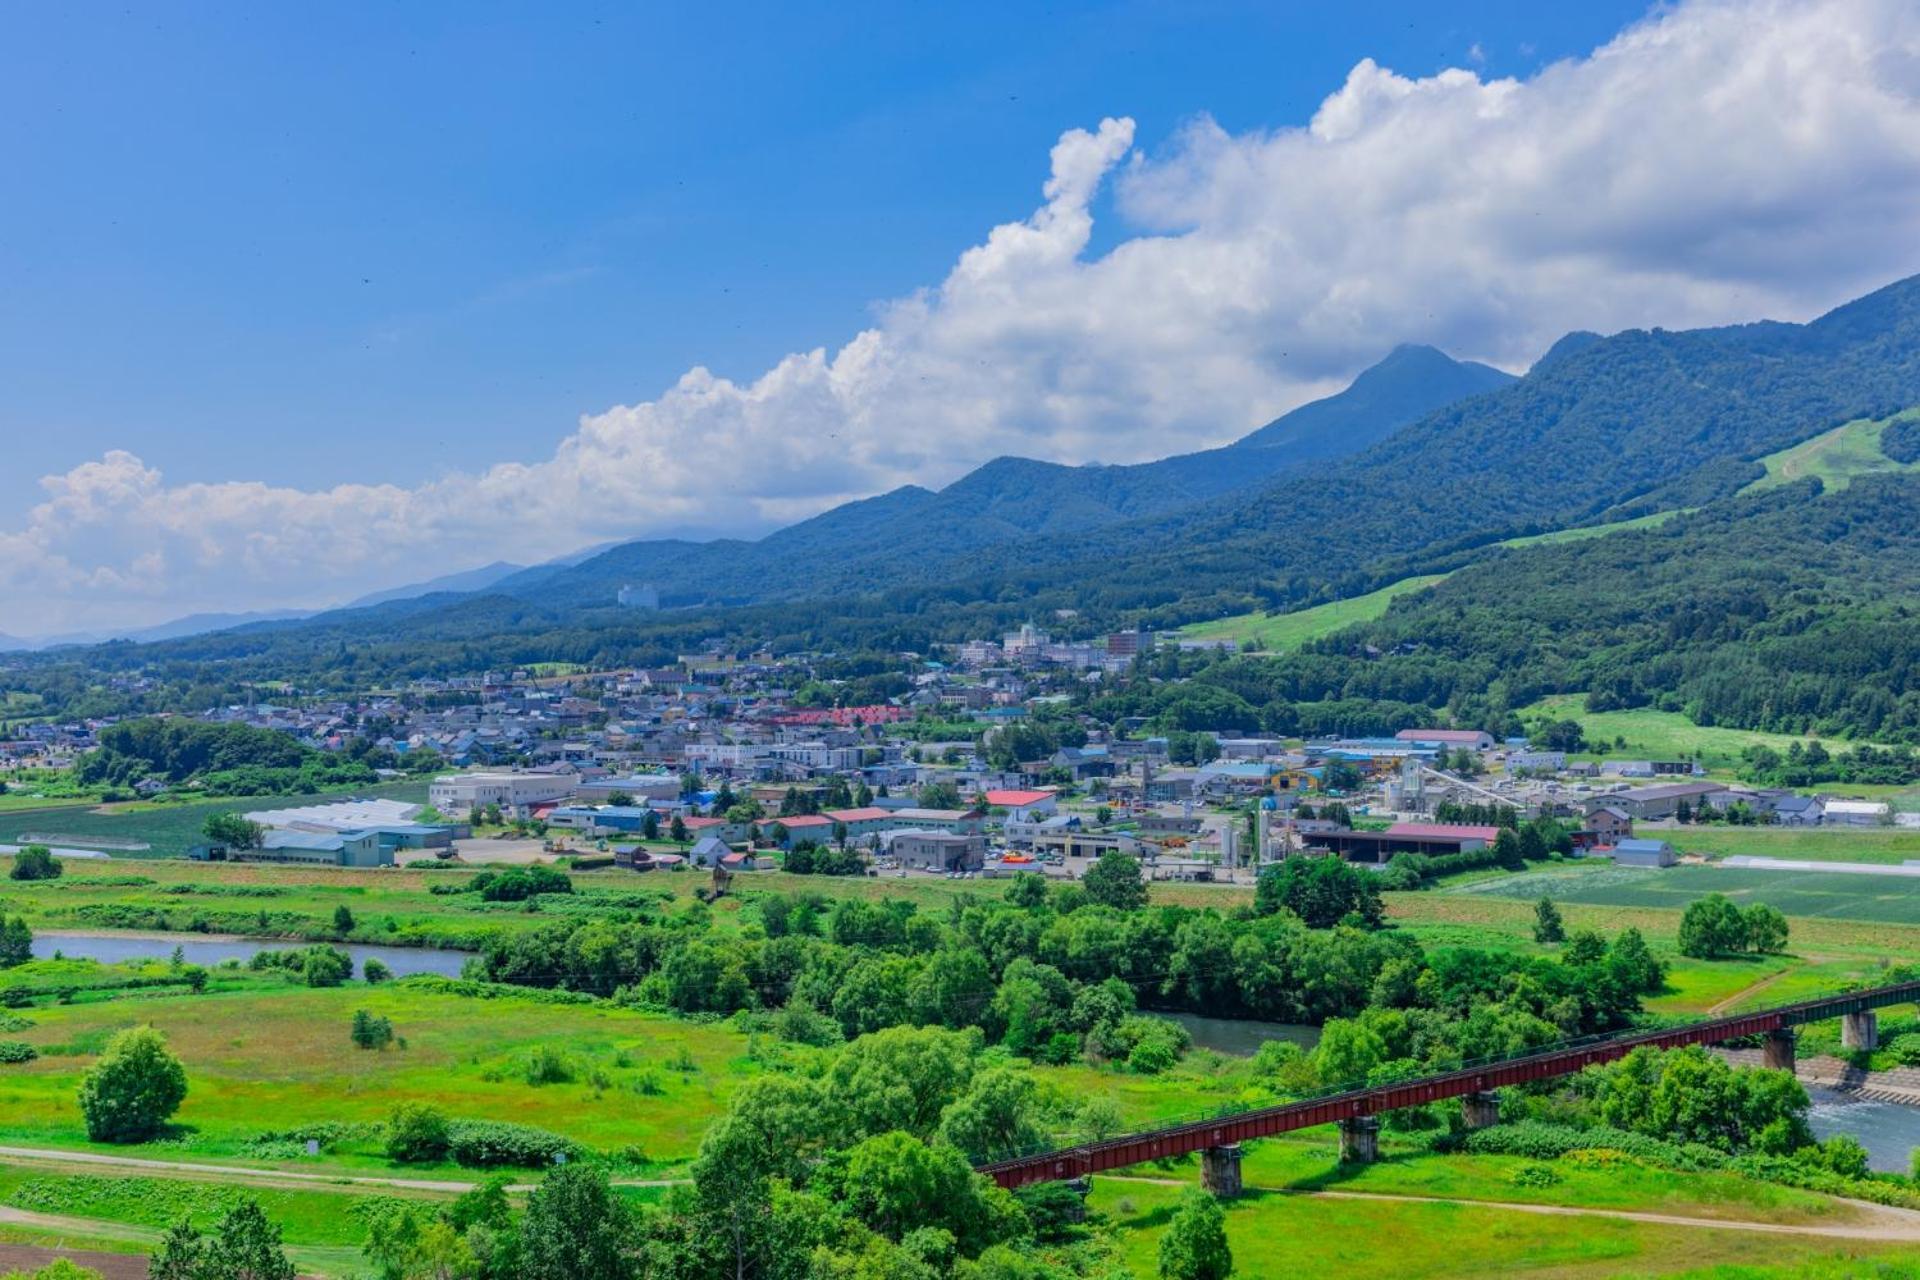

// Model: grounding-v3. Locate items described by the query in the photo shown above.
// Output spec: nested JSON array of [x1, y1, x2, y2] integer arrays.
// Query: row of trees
[[1679, 894, 1790, 957]]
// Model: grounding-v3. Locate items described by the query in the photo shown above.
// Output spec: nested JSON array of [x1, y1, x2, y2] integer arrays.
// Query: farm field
[[1666, 826, 1920, 864], [1455, 862, 1920, 927], [0, 778, 432, 859], [1516, 695, 1854, 772]]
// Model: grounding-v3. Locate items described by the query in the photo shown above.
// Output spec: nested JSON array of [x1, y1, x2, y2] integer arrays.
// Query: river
[[1162, 1012, 1320, 1056], [1807, 1087, 1920, 1173], [31, 930, 473, 979]]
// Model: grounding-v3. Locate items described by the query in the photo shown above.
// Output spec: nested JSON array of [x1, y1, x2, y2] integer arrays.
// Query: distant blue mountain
[[490, 344, 1512, 610], [345, 560, 527, 609]]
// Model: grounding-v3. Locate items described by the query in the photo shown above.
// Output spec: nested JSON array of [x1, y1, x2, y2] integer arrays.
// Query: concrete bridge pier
[[1842, 1011, 1879, 1051], [1339, 1115, 1380, 1164], [1762, 1028, 1796, 1071], [1462, 1090, 1501, 1130], [1200, 1144, 1243, 1198]]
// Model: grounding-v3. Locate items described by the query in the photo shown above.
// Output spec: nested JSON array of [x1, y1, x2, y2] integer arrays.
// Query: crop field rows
[[1459, 864, 1920, 925]]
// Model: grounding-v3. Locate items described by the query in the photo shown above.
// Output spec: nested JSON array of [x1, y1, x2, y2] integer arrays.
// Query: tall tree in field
[[1082, 850, 1148, 911], [1533, 897, 1566, 944], [77, 1026, 187, 1142], [1158, 1190, 1232, 1280]]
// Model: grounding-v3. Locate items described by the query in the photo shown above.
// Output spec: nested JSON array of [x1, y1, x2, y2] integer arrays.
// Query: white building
[[428, 770, 577, 818], [683, 743, 769, 771], [1824, 799, 1891, 827]]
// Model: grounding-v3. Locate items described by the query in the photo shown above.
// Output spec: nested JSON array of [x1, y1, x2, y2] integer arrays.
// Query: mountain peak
[[1233, 343, 1515, 453]]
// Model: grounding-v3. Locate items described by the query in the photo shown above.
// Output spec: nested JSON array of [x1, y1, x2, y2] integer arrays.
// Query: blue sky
[[4, 0, 1918, 632], [0, 1, 1646, 509]]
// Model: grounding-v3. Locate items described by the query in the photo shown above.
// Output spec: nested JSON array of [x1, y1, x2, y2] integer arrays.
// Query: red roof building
[[984, 789, 1056, 808], [1385, 822, 1503, 843]]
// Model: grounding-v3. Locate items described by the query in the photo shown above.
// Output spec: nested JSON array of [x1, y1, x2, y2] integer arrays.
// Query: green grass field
[[0, 980, 763, 1172], [1517, 694, 1866, 772], [1666, 826, 1920, 864], [0, 779, 431, 858], [1091, 1175, 1905, 1280], [1743, 408, 1920, 496]]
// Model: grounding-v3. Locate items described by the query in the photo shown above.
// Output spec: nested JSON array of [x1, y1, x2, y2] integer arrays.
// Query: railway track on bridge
[[978, 976, 1920, 1188]]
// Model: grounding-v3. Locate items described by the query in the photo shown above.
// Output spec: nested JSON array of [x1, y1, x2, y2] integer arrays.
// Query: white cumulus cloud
[[7, 0, 1920, 634]]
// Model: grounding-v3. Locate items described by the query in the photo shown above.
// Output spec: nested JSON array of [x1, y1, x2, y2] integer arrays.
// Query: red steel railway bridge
[[978, 977, 1917, 1195]]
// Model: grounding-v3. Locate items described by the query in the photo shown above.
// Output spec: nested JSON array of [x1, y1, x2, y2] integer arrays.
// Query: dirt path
[[0, 1143, 683, 1195], [0, 1143, 481, 1193], [1100, 1174, 1920, 1240], [1707, 966, 1793, 1015]]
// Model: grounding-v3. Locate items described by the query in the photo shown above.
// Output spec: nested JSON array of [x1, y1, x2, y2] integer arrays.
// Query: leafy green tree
[[0, 915, 32, 967], [8, 844, 59, 881], [1158, 1190, 1232, 1280], [385, 1102, 451, 1163], [1532, 897, 1566, 944], [1562, 929, 1607, 966], [363, 1202, 480, 1280], [1082, 850, 1148, 911], [1254, 857, 1383, 928], [351, 1010, 395, 1050], [1314, 1016, 1387, 1088], [520, 1164, 635, 1280], [1493, 828, 1524, 870], [363, 957, 393, 985], [916, 781, 963, 810], [201, 813, 264, 851], [332, 905, 356, 935], [1004, 872, 1048, 909], [1679, 893, 1750, 957], [148, 1199, 295, 1280], [1744, 903, 1790, 954], [1518, 824, 1549, 862], [936, 1066, 1048, 1159], [77, 1026, 187, 1142], [669, 816, 687, 843], [832, 1131, 1024, 1253]]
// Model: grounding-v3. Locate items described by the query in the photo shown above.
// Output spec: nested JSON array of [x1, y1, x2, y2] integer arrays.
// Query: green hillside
[[1743, 407, 1920, 495], [1178, 574, 1449, 651], [1177, 510, 1683, 651]]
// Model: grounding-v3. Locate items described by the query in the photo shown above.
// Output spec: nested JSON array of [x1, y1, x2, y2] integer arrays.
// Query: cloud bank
[[8, 0, 1920, 633]]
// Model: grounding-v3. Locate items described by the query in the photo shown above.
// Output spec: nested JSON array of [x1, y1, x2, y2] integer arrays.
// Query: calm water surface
[[32, 930, 471, 978], [1162, 1012, 1320, 1056]]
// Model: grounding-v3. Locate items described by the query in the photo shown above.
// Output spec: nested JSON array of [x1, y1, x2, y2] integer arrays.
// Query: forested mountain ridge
[[490, 344, 1512, 609], [1148, 473, 1920, 743], [950, 273, 1920, 626]]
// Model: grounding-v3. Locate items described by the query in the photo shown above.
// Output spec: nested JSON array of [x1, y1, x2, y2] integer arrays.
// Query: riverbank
[[1723, 1047, 1920, 1105]]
